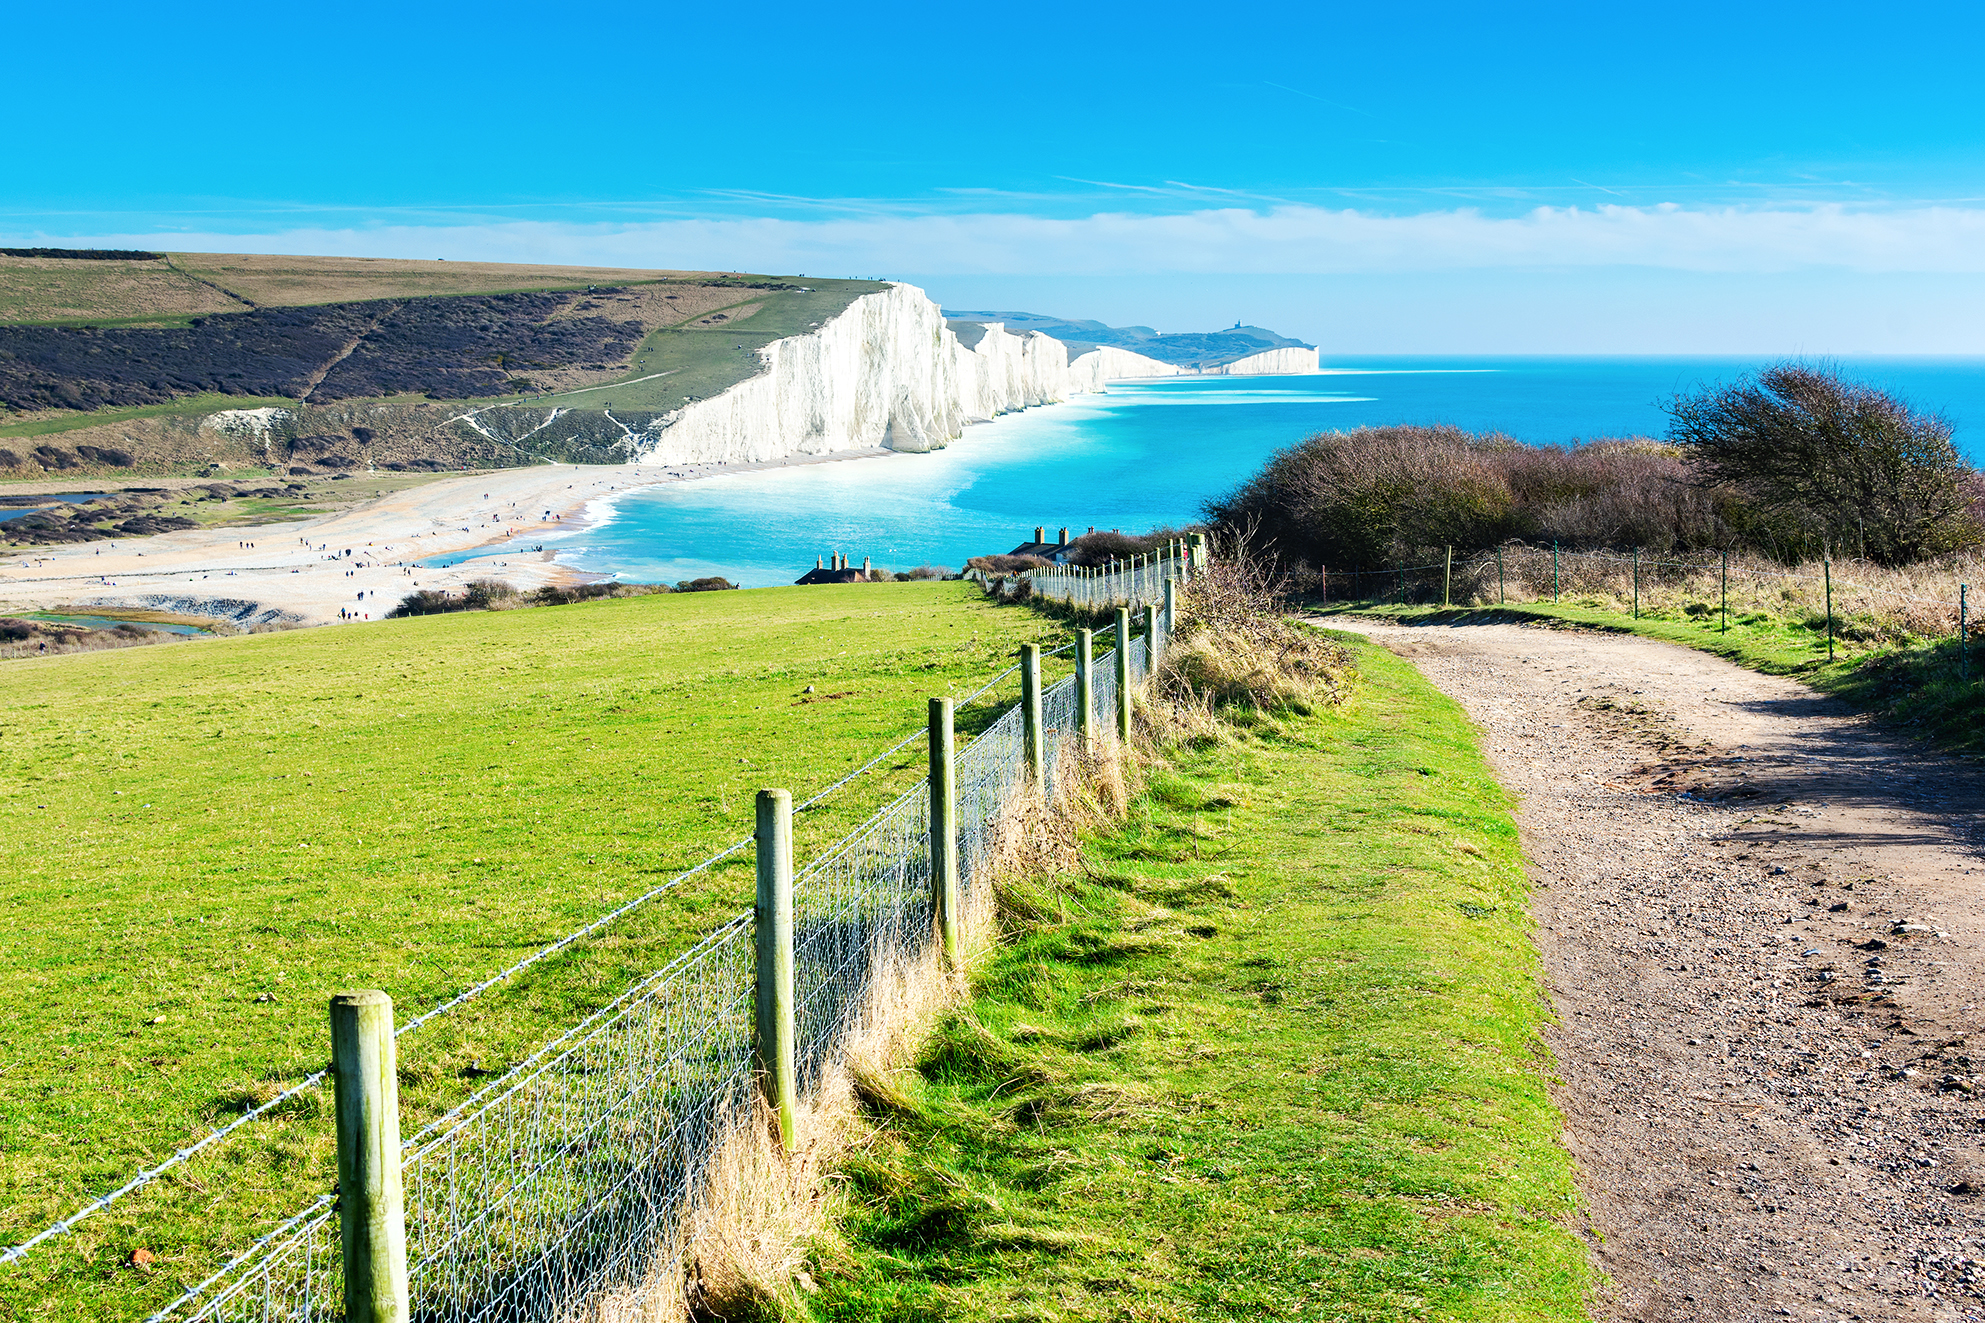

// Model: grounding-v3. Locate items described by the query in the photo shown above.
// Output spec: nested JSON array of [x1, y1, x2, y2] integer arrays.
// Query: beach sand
[[0, 449, 889, 627]]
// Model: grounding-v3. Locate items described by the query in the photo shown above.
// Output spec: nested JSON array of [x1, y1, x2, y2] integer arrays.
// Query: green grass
[[817, 633, 1595, 1322], [0, 581, 1067, 1320], [0, 396, 300, 442], [1324, 597, 1985, 754]]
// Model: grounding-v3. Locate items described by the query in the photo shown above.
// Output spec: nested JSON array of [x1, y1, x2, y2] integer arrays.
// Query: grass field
[[0, 257, 239, 328], [0, 581, 1068, 1320], [818, 634, 1594, 1321], [1326, 598, 1985, 755], [0, 395, 303, 443]]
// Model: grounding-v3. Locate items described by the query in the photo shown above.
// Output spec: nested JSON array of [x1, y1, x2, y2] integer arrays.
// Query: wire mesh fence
[[1013, 536, 1198, 610], [1329, 542, 1980, 675], [153, 625, 1158, 1323]]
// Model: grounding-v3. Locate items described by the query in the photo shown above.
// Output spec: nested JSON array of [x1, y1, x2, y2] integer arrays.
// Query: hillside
[[0, 251, 886, 477], [941, 308, 1313, 370], [0, 579, 1062, 1318]]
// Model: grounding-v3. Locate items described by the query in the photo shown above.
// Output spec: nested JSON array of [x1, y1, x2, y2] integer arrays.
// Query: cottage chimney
[[816, 554, 823, 569], [1087, 526, 1095, 535], [1034, 525, 1045, 544], [862, 556, 872, 573], [1058, 528, 1069, 545]]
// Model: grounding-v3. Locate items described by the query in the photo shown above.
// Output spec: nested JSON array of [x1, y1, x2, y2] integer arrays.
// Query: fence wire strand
[[147, 605, 1173, 1323]]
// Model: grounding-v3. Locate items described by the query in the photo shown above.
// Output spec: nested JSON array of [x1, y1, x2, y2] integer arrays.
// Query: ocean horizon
[[504, 355, 1985, 589]]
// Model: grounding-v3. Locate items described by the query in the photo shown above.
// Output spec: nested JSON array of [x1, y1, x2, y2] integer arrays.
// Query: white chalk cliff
[[625, 283, 1193, 466], [1203, 347, 1321, 375]]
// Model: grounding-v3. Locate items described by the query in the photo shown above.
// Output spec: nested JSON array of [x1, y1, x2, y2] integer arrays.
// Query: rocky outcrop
[[1203, 347, 1320, 375]]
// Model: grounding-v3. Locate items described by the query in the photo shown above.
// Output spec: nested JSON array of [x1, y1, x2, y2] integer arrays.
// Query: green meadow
[[821, 633, 1593, 1321], [0, 581, 1066, 1319]]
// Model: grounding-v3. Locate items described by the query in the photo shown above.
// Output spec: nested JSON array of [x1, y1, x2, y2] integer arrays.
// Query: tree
[[1665, 363, 1978, 565]]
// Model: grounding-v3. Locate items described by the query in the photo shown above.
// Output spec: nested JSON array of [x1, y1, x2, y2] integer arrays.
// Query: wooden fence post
[[1962, 584, 1970, 682], [1632, 547, 1640, 619], [1552, 541, 1560, 603], [928, 699, 959, 966], [331, 991, 409, 1323], [754, 788, 796, 1151], [1721, 550, 1728, 633], [1020, 643, 1044, 787], [1163, 577, 1178, 649], [1075, 629, 1094, 748], [1496, 545, 1505, 604], [1443, 546, 1452, 608], [1824, 559, 1835, 661], [1143, 604, 1160, 671], [1114, 607, 1132, 743]]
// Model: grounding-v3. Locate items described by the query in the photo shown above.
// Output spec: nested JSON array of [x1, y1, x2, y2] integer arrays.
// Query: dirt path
[[1326, 617, 1985, 1322]]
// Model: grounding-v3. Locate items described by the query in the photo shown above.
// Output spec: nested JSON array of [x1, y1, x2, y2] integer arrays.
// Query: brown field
[[165, 252, 721, 308], [0, 254, 240, 325], [0, 252, 751, 327]]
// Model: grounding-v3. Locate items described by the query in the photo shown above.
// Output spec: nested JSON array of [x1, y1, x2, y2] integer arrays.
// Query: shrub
[[1058, 526, 1194, 568], [903, 564, 953, 580], [1205, 426, 1735, 571], [386, 589, 461, 618], [675, 577, 738, 592], [462, 578, 516, 609], [1666, 362, 1980, 565], [964, 554, 1050, 575]]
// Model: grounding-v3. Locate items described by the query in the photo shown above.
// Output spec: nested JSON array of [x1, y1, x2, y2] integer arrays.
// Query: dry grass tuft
[[1160, 538, 1354, 714], [1453, 543, 1985, 644]]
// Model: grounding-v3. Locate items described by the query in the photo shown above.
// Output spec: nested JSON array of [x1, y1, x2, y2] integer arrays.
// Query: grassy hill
[[0, 580, 1066, 1319], [0, 253, 887, 482], [0, 252, 706, 328]]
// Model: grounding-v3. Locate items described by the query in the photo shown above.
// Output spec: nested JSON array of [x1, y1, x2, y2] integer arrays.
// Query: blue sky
[[10, 0, 1985, 352]]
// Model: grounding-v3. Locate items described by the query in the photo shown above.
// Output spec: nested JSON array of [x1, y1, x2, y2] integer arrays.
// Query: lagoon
[[539, 357, 1985, 589]]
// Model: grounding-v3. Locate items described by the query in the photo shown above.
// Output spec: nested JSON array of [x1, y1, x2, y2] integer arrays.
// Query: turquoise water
[[522, 357, 1985, 589]]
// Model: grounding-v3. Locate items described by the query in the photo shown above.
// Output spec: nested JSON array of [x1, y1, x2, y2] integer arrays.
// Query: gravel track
[[1327, 617, 1985, 1322]]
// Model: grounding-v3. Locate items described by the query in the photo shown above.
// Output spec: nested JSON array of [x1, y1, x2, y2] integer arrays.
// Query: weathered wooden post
[[1824, 559, 1835, 661], [1020, 643, 1044, 787], [755, 788, 796, 1151], [1552, 541, 1560, 603], [1163, 576, 1178, 650], [331, 991, 409, 1323], [1632, 546, 1640, 619], [927, 699, 959, 966], [1496, 545, 1505, 604], [1721, 550, 1729, 633], [1963, 584, 1971, 683], [1143, 603, 1160, 672], [1114, 607, 1132, 742], [1443, 546, 1452, 608], [1075, 628, 1095, 748]]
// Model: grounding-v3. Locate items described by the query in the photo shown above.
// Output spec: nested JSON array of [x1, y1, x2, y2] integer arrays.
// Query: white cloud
[[27, 202, 1985, 277]]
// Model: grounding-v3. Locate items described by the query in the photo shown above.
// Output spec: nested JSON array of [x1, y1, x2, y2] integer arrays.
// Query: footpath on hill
[[1329, 617, 1985, 1321]]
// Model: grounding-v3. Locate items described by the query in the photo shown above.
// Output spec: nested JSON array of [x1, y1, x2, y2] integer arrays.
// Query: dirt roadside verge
[[1324, 616, 1985, 1322]]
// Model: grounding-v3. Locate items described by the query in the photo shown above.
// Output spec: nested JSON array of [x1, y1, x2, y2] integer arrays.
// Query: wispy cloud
[[17, 202, 1985, 278]]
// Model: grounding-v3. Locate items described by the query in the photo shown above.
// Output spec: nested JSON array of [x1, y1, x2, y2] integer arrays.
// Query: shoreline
[[0, 447, 894, 628]]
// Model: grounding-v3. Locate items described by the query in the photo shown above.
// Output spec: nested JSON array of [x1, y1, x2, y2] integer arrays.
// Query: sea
[[514, 357, 1985, 589]]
